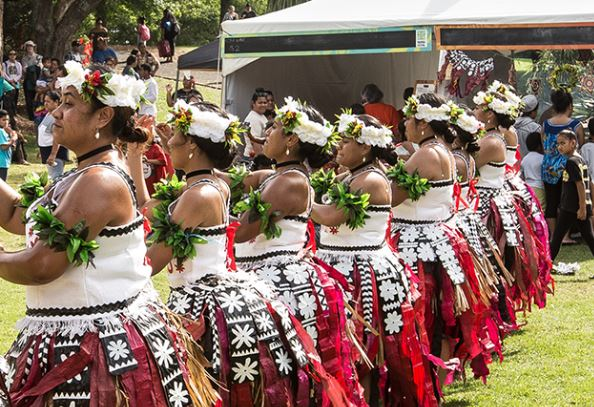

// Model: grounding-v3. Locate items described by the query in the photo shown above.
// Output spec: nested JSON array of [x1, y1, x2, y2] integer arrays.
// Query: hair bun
[[118, 118, 149, 143]]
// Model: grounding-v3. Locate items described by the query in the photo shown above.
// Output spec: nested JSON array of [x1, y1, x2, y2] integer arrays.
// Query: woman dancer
[[128, 100, 351, 406], [473, 82, 552, 319], [0, 62, 216, 406], [230, 97, 364, 405], [388, 93, 489, 384], [311, 112, 438, 406]]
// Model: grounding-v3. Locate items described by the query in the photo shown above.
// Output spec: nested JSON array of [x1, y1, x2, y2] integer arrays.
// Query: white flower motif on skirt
[[384, 311, 404, 334], [170, 294, 191, 314], [417, 242, 436, 262], [297, 293, 317, 320], [169, 381, 190, 407], [331, 260, 353, 279], [379, 280, 398, 302], [435, 242, 456, 261], [219, 290, 246, 314], [423, 225, 444, 241], [447, 264, 465, 285], [258, 266, 282, 284], [107, 339, 129, 361], [232, 358, 258, 383], [153, 338, 175, 369], [305, 324, 318, 346], [284, 266, 309, 285], [274, 349, 293, 375], [399, 247, 418, 265], [278, 292, 298, 313], [399, 226, 420, 243], [395, 282, 406, 302], [231, 324, 257, 349], [255, 312, 274, 332]]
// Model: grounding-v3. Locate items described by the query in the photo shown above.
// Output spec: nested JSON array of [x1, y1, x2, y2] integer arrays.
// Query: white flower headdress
[[473, 80, 523, 119], [168, 100, 246, 147], [275, 97, 338, 152], [403, 95, 451, 122], [57, 61, 145, 110], [446, 102, 484, 135], [336, 111, 393, 148]]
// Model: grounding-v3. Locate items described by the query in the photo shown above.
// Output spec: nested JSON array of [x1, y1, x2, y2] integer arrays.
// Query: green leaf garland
[[326, 183, 370, 230], [149, 205, 207, 268], [386, 160, 431, 201], [30, 205, 100, 267], [232, 188, 281, 240], [310, 168, 337, 203], [151, 175, 186, 209], [18, 172, 49, 209], [228, 164, 250, 208]]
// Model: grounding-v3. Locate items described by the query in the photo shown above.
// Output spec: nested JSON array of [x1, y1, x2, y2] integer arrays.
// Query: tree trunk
[[32, 0, 106, 60], [220, 0, 233, 22], [0, 0, 4, 58], [267, 0, 308, 13]]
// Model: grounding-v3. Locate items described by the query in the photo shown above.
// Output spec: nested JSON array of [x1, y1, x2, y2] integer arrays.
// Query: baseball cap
[[24, 40, 36, 47], [522, 95, 539, 113]]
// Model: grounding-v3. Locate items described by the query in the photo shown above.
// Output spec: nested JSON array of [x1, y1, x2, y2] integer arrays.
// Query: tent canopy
[[220, 0, 594, 119], [177, 40, 220, 70]]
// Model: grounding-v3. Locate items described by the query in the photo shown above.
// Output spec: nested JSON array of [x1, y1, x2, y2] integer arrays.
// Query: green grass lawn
[[0, 82, 592, 405]]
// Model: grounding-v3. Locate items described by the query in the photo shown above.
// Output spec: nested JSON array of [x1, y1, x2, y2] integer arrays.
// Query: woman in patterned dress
[[128, 100, 352, 406], [312, 113, 439, 406], [230, 97, 365, 405], [0, 62, 216, 406]]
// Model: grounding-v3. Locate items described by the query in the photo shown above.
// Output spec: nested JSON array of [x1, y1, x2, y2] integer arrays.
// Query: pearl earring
[[362, 156, 366, 163], [95, 130, 100, 139], [285, 147, 290, 156], [189, 152, 194, 159]]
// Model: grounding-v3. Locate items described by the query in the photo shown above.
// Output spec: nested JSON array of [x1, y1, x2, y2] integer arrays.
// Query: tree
[[267, 0, 309, 13], [31, 0, 106, 59], [0, 0, 4, 58]]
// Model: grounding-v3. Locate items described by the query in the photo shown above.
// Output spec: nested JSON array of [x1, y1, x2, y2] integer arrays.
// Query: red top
[[364, 102, 402, 134], [144, 143, 168, 195]]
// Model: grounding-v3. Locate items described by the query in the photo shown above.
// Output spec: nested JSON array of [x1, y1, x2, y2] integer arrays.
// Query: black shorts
[[39, 146, 69, 164], [544, 179, 562, 219]]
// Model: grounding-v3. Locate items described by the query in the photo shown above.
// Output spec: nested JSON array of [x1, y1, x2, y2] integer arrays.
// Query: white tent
[[221, 0, 594, 119]]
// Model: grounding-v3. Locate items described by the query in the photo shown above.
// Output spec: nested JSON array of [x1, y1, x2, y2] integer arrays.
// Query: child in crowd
[[521, 131, 546, 211], [580, 118, 594, 179], [549, 130, 594, 260], [142, 127, 169, 195], [35, 57, 52, 103], [0, 110, 16, 181]]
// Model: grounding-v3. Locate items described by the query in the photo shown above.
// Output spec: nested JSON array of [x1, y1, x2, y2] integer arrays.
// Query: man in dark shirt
[[241, 3, 257, 19], [550, 129, 594, 260], [165, 74, 203, 107]]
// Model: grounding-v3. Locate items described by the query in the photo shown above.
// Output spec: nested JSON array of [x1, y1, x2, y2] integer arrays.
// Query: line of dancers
[[0, 61, 552, 406]]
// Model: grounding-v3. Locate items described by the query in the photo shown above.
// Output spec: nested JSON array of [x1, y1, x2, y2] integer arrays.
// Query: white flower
[[337, 113, 361, 133], [399, 227, 419, 243], [168, 382, 189, 407], [417, 242, 436, 262], [274, 349, 293, 375], [448, 265, 465, 285], [423, 225, 444, 241], [332, 260, 353, 278], [396, 282, 406, 302], [415, 103, 451, 122], [57, 61, 86, 92], [293, 119, 332, 147], [170, 295, 191, 314], [188, 108, 230, 144], [107, 339, 129, 361], [384, 311, 404, 334], [255, 312, 274, 332], [358, 125, 393, 148], [232, 358, 258, 383], [231, 324, 256, 348], [278, 292, 298, 312], [456, 112, 482, 134], [379, 281, 398, 302], [219, 290, 245, 313], [280, 96, 299, 113], [399, 247, 418, 265], [258, 266, 282, 284], [435, 242, 456, 261], [285, 266, 308, 285], [305, 325, 318, 345], [290, 339, 306, 363], [297, 293, 317, 319], [153, 338, 175, 369]]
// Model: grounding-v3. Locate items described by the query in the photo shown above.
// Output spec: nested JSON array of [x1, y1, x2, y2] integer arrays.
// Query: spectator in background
[[580, 118, 594, 179], [48, 64, 66, 93], [350, 103, 365, 115], [264, 89, 275, 121], [37, 91, 68, 179], [242, 88, 268, 159], [138, 63, 158, 117], [397, 87, 414, 119], [35, 57, 52, 103], [143, 129, 169, 195], [92, 37, 117, 64], [137, 16, 151, 46], [223, 5, 239, 21], [105, 57, 117, 70], [521, 131, 546, 211], [515, 94, 542, 157], [241, 3, 257, 19], [160, 8, 179, 63], [542, 89, 585, 240], [23, 63, 41, 120], [361, 83, 401, 135], [0, 110, 16, 181], [89, 18, 109, 49], [165, 74, 203, 107], [137, 43, 160, 75], [64, 40, 83, 63], [21, 40, 42, 69], [2, 51, 22, 129], [122, 55, 140, 79]]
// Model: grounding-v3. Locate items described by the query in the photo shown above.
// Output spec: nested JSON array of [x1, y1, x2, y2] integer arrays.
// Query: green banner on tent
[[222, 26, 432, 58]]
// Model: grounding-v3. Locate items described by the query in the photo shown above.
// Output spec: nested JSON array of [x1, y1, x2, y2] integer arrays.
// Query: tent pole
[[218, 33, 225, 108], [174, 68, 180, 100]]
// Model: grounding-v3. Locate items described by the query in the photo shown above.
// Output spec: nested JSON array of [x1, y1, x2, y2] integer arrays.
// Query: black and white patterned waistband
[[235, 249, 300, 263], [317, 242, 384, 252], [26, 292, 142, 318], [391, 213, 455, 225]]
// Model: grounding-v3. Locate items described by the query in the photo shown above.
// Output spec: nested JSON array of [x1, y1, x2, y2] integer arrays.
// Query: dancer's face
[[263, 120, 298, 161], [167, 129, 195, 170], [336, 136, 370, 168]]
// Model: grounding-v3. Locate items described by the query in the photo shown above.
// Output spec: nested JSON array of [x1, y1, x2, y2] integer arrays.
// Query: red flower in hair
[[88, 71, 102, 87]]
